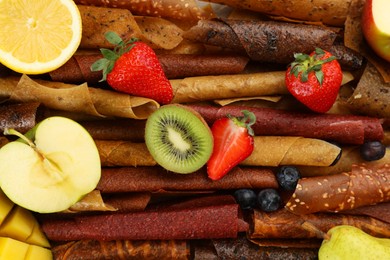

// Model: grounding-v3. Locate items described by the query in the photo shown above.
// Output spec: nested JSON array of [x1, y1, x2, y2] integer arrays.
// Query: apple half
[[0, 117, 101, 213], [362, 0, 390, 62]]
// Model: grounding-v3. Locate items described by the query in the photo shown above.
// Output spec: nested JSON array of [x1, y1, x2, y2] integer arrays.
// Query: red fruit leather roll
[[52, 239, 189, 260], [0, 102, 42, 133], [285, 164, 390, 215], [49, 54, 249, 84], [250, 208, 390, 239], [187, 104, 383, 144], [97, 166, 278, 193], [183, 19, 336, 64], [42, 197, 245, 241]]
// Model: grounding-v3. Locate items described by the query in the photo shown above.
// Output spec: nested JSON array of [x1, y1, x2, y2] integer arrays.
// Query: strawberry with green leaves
[[207, 110, 256, 181], [91, 31, 173, 104], [285, 48, 342, 113]]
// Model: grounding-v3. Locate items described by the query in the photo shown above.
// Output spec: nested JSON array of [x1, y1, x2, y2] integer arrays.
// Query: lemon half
[[0, 0, 82, 74]]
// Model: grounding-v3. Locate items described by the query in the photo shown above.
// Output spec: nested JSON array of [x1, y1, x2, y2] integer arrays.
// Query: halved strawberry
[[207, 110, 256, 181]]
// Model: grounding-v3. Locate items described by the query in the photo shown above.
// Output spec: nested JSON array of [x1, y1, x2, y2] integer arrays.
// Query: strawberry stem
[[230, 110, 256, 136]]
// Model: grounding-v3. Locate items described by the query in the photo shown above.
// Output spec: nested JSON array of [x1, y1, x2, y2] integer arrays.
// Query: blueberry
[[234, 189, 257, 210], [360, 141, 386, 161], [257, 188, 282, 212], [276, 166, 301, 191]]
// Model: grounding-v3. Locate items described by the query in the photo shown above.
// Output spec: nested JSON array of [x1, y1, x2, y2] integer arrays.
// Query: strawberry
[[91, 31, 173, 104], [285, 48, 343, 113], [207, 110, 256, 181]]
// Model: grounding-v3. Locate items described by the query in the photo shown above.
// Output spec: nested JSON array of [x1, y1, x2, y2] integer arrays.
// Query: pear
[[0, 117, 101, 213], [319, 225, 390, 260]]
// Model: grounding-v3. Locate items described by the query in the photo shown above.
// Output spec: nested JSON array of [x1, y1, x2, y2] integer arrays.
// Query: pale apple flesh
[[0, 117, 101, 213], [362, 0, 390, 62]]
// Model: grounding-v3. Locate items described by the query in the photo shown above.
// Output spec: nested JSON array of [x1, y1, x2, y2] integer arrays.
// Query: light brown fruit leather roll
[[95, 140, 156, 167], [207, 0, 352, 26], [52, 239, 189, 260], [6, 75, 159, 120], [75, 0, 214, 21], [285, 164, 390, 215], [77, 5, 183, 50], [97, 166, 278, 193], [241, 136, 341, 167], [250, 208, 390, 239]]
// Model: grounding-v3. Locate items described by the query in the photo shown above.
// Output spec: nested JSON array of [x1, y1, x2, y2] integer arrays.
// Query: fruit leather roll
[[347, 62, 390, 118], [49, 53, 249, 84], [187, 104, 383, 144], [183, 19, 337, 64], [209, 235, 318, 260], [5, 75, 159, 120], [41, 195, 248, 241], [78, 5, 183, 50], [95, 140, 156, 167], [250, 208, 390, 239], [207, 0, 351, 26], [75, 0, 214, 21], [0, 102, 42, 134], [80, 119, 146, 141], [298, 147, 390, 177], [52, 239, 189, 260], [343, 202, 390, 225], [285, 164, 390, 215], [241, 136, 341, 167], [97, 166, 278, 193]]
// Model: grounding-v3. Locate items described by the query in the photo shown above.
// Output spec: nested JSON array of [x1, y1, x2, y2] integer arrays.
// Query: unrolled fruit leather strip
[[298, 147, 390, 177], [78, 5, 183, 50], [62, 190, 117, 213], [97, 166, 278, 193], [52, 239, 189, 260], [95, 140, 156, 167], [250, 208, 390, 239], [0, 102, 42, 134], [241, 136, 341, 167], [8, 75, 159, 120], [75, 0, 214, 21], [183, 19, 337, 64], [207, 0, 352, 26], [285, 164, 390, 215]]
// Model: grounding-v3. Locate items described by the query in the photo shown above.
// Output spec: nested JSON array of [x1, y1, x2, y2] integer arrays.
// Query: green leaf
[[300, 71, 309, 82], [315, 48, 325, 55], [100, 48, 119, 61], [315, 70, 324, 85], [104, 31, 123, 45], [90, 58, 109, 72]]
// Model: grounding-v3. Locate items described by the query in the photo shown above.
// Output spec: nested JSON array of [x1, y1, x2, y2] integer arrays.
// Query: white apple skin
[[362, 0, 390, 62], [0, 117, 101, 213]]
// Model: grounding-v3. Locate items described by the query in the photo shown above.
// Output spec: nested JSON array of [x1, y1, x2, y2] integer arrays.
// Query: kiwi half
[[145, 104, 213, 174]]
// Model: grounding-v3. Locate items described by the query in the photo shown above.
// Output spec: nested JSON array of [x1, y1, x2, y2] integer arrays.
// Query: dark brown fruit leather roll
[[0, 102, 42, 133], [211, 235, 318, 260], [80, 119, 146, 141], [285, 164, 390, 215], [342, 202, 390, 225], [97, 166, 278, 193], [41, 195, 247, 241], [250, 208, 390, 239], [49, 53, 249, 84], [52, 239, 189, 260], [183, 19, 337, 64], [187, 104, 384, 145]]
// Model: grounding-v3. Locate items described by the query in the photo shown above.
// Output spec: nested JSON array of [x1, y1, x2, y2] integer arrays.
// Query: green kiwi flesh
[[145, 104, 213, 174]]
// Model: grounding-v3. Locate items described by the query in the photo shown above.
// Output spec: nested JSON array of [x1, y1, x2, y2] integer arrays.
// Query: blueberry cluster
[[234, 166, 301, 212]]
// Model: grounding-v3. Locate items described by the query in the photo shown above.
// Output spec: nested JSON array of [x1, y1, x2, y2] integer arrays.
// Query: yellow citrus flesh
[[0, 0, 82, 74]]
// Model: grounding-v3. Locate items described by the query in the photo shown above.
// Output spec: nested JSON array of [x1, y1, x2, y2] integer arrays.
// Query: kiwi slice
[[145, 104, 213, 174]]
